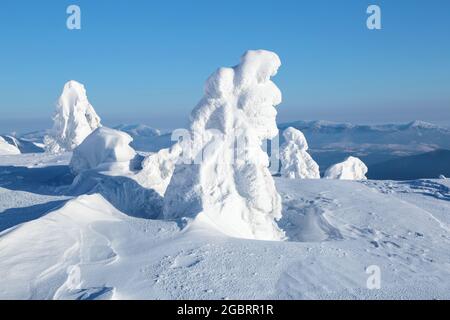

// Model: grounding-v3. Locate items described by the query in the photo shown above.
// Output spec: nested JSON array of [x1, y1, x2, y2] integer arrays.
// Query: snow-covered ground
[[0, 152, 449, 300]]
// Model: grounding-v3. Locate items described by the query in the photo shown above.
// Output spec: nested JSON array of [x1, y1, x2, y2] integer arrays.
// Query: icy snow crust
[[280, 127, 320, 179], [45, 81, 101, 153], [164, 50, 285, 241], [324, 156, 368, 180]]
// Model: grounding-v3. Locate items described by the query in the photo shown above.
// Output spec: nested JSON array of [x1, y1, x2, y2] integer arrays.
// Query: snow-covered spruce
[[45, 80, 101, 153], [324, 156, 368, 180], [280, 127, 320, 179], [0, 136, 21, 155], [163, 50, 285, 241], [69, 127, 137, 175]]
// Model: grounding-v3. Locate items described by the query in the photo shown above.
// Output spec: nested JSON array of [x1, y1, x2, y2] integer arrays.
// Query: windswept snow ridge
[[164, 50, 285, 241], [280, 127, 320, 179], [69, 127, 137, 175], [324, 156, 368, 180], [45, 81, 101, 153]]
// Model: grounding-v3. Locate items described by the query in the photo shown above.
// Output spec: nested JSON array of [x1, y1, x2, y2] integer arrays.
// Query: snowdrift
[[45, 80, 101, 153], [70, 127, 137, 175], [324, 156, 368, 180], [164, 50, 285, 241], [280, 127, 320, 179], [68, 127, 164, 218]]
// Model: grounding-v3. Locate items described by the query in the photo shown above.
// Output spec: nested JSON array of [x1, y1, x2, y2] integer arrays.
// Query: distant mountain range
[[2, 120, 449, 180], [279, 120, 450, 152]]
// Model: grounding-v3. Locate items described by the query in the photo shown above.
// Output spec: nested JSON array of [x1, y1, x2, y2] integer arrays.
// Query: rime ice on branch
[[45, 80, 101, 153], [163, 50, 285, 241], [324, 156, 368, 180], [280, 127, 320, 179]]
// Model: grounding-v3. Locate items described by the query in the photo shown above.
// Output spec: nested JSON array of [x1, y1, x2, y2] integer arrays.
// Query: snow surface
[[45, 81, 101, 153], [0, 137, 21, 155], [1, 148, 449, 299], [324, 156, 368, 180], [280, 127, 320, 179], [164, 50, 285, 241], [69, 127, 137, 175]]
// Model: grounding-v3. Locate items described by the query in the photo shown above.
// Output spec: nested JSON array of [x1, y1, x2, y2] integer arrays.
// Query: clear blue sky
[[1, 0, 449, 133]]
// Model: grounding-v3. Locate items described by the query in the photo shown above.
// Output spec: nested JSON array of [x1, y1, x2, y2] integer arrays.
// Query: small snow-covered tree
[[45, 80, 101, 153], [163, 50, 285, 241], [324, 156, 368, 180], [280, 127, 320, 179]]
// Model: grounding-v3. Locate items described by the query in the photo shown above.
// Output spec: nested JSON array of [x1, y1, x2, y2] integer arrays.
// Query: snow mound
[[134, 144, 182, 197], [280, 127, 320, 179], [324, 156, 368, 180], [45, 80, 101, 153], [164, 50, 285, 241], [70, 127, 137, 175], [0, 136, 21, 155]]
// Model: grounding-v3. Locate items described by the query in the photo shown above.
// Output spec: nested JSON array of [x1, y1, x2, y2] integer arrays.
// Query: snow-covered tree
[[163, 50, 285, 241], [45, 80, 101, 153], [280, 127, 320, 179], [324, 156, 368, 180]]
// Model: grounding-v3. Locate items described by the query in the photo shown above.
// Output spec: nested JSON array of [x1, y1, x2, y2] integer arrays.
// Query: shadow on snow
[[0, 164, 163, 232]]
